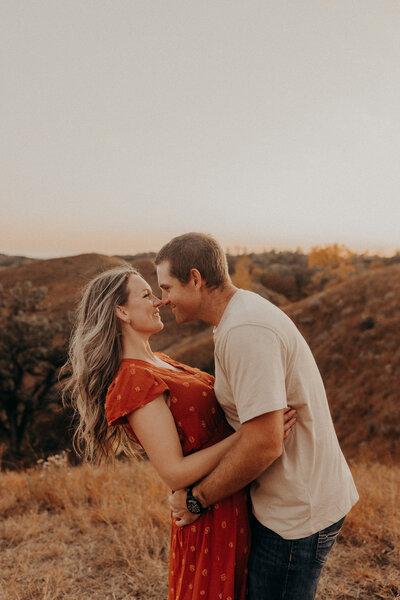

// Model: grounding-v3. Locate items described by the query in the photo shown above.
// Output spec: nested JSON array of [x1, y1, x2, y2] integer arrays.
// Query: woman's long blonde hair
[[62, 264, 140, 462]]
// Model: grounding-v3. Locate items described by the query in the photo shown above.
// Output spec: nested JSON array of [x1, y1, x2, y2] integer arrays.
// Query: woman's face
[[119, 274, 163, 335]]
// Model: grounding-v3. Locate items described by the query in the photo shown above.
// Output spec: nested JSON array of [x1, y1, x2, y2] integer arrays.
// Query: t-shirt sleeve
[[105, 363, 169, 427], [220, 324, 287, 424]]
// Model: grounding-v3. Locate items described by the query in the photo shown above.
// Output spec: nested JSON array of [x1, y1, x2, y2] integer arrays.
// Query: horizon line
[[1, 244, 399, 261]]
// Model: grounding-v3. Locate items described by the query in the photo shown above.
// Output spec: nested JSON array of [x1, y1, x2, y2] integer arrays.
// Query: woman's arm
[[127, 396, 296, 490], [127, 395, 240, 490]]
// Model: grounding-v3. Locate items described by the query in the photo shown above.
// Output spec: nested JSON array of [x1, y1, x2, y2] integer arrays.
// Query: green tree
[[0, 281, 66, 460]]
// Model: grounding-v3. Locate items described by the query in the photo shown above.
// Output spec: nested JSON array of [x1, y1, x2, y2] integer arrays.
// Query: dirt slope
[[286, 264, 400, 461]]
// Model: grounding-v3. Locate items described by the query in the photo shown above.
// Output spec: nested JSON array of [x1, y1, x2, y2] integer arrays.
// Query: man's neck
[[199, 283, 238, 327]]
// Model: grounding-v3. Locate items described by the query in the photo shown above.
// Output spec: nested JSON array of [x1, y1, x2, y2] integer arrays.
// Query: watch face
[[187, 497, 202, 514]]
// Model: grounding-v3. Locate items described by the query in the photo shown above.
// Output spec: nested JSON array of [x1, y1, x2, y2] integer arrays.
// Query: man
[[155, 232, 358, 600]]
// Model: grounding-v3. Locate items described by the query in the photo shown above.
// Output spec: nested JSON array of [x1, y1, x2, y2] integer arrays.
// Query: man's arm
[[170, 323, 288, 526], [194, 409, 283, 506], [170, 409, 283, 526]]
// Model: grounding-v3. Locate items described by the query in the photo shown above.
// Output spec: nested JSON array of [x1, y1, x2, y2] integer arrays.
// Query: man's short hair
[[155, 232, 230, 289]]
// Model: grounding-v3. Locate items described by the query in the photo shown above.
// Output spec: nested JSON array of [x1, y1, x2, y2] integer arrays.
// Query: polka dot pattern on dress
[[105, 354, 250, 600]]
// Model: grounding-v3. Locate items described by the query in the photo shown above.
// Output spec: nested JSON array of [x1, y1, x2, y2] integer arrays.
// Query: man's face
[[157, 261, 200, 324]]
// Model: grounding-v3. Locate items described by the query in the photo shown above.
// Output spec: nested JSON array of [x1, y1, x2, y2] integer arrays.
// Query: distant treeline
[[229, 245, 400, 301]]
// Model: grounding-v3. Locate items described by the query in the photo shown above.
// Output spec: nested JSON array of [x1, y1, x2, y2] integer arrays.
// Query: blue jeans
[[248, 515, 346, 600]]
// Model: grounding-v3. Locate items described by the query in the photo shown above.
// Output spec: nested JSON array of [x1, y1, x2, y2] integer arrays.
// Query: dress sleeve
[[105, 363, 169, 427]]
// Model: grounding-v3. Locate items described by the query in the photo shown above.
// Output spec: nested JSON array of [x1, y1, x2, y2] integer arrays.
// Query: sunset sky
[[1, 1, 399, 258]]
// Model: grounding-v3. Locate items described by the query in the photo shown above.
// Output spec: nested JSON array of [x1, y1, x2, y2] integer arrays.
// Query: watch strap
[[186, 486, 204, 514]]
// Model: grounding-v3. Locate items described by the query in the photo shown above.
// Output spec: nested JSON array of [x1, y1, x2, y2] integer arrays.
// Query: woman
[[64, 264, 295, 600]]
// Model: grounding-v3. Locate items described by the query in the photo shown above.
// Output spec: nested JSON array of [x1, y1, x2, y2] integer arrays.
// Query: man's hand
[[169, 489, 201, 527], [168, 408, 295, 528], [284, 406, 296, 439]]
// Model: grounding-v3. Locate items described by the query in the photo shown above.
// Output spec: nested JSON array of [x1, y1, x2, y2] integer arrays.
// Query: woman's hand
[[283, 406, 296, 439], [169, 489, 200, 527]]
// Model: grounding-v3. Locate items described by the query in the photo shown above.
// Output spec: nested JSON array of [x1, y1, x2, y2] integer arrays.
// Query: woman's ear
[[115, 305, 129, 323]]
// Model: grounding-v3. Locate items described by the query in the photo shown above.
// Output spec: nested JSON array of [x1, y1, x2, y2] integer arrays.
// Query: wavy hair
[[62, 264, 141, 462]]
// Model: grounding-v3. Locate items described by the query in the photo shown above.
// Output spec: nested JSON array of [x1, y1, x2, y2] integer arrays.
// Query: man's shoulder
[[219, 289, 287, 331], [214, 289, 303, 358]]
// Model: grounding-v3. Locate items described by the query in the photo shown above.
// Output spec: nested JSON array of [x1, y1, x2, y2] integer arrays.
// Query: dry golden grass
[[317, 462, 399, 599], [0, 457, 170, 600], [0, 458, 399, 600]]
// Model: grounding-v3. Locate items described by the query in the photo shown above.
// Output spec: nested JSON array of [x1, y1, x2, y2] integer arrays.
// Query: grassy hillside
[[0, 457, 398, 600], [166, 264, 400, 462], [0, 254, 127, 318], [0, 251, 399, 599], [0, 253, 210, 348], [0, 253, 398, 463], [0, 253, 33, 269], [286, 264, 400, 461]]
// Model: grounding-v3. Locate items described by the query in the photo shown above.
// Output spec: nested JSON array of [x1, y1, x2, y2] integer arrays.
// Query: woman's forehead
[[128, 273, 150, 293]]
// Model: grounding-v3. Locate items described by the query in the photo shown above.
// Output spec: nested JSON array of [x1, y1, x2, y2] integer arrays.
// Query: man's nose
[[159, 291, 169, 305]]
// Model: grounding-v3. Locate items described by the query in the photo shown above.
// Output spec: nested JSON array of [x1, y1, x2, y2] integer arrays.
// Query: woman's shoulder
[[105, 360, 169, 427], [108, 359, 161, 392]]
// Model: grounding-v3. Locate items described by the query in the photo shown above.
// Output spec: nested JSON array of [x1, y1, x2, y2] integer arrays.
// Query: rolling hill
[[0, 252, 210, 348], [164, 264, 400, 462], [0, 254, 398, 462]]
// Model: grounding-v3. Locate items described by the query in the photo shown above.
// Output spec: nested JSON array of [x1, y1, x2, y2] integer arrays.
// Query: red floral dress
[[106, 353, 250, 600]]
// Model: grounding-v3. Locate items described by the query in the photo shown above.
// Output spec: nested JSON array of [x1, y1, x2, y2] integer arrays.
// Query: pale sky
[[1, 0, 399, 258]]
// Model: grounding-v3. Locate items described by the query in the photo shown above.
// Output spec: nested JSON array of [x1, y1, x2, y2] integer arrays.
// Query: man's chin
[[172, 311, 188, 324]]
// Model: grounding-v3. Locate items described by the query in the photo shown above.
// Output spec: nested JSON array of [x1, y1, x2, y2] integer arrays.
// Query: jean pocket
[[315, 518, 345, 565]]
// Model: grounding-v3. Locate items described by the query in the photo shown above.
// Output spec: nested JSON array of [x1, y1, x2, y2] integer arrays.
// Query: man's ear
[[190, 268, 203, 288]]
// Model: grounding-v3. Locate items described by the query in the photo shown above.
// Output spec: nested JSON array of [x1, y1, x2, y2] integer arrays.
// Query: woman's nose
[[152, 295, 162, 306]]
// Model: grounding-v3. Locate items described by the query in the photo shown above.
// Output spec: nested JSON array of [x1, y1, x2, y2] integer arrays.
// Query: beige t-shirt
[[214, 289, 358, 540]]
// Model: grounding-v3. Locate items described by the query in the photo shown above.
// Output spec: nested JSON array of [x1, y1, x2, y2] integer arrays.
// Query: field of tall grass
[[0, 456, 399, 600]]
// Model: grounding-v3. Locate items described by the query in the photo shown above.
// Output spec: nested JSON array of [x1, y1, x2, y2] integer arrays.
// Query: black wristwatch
[[186, 486, 204, 514]]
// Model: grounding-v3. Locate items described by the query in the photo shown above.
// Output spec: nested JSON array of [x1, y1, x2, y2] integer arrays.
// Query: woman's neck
[[121, 330, 156, 363]]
